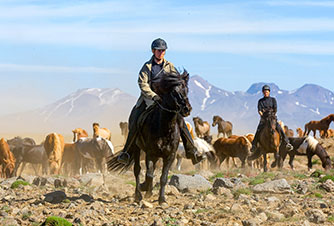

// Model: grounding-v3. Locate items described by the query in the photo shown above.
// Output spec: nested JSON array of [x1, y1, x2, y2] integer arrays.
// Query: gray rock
[[242, 219, 258, 226], [79, 173, 104, 187], [266, 211, 285, 221], [252, 179, 292, 194], [169, 174, 211, 192], [321, 179, 334, 192], [213, 178, 234, 188], [305, 209, 326, 223], [44, 190, 67, 204], [295, 181, 308, 194]]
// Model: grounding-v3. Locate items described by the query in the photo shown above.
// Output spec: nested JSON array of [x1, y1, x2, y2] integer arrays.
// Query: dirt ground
[[1, 135, 334, 226]]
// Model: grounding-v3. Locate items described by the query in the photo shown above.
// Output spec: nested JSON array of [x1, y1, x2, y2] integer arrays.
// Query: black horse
[[276, 136, 331, 170], [7, 137, 48, 176], [76, 137, 114, 174], [108, 70, 192, 204]]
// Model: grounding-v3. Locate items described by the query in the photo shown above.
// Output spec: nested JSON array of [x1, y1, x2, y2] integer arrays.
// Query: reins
[[156, 101, 180, 114]]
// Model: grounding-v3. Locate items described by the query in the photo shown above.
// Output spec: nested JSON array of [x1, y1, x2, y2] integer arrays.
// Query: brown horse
[[0, 138, 15, 178], [304, 114, 334, 138], [119, 122, 129, 144], [248, 111, 281, 172], [93, 123, 111, 140], [212, 115, 233, 138], [44, 133, 65, 175], [212, 135, 252, 168], [320, 128, 334, 138], [193, 116, 210, 138], [61, 143, 80, 176], [284, 125, 294, 137], [296, 128, 303, 137], [72, 128, 88, 142]]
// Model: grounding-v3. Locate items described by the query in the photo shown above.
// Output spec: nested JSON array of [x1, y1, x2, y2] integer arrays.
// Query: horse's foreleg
[[288, 153, 295, 170], [271, 152, 280, 169], [134, 149, 142, 203], [159, 157, 174, 205], [144, 158, 157, 199], [263, 154, 268, 172], [307, 153, 313, 171], [19, 162, 27, 176]]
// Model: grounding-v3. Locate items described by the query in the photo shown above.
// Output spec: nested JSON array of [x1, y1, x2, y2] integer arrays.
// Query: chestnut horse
[[296, 128, 303, 138], [93, 123, 111, 140], [304, 114, 334, 138], [248, 111, 281, 172], [72, 128, 88, 142], [193, 116, 210, 138], [212, 115, 233, 138], [0, 138, 15, 178], [212, 135, 252, 168], [44, 133, 65, 175]]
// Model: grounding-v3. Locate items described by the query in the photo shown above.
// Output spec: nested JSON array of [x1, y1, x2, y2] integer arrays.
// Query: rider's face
[[263, 90, 270, 97], [152, 49, 166, 61]]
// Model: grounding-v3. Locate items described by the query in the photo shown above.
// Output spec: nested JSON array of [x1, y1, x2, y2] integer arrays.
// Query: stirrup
[[117, 152, 130, 165]]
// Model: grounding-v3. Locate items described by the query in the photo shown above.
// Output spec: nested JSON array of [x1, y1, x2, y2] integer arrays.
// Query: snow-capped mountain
[[0, 88, 136, 134], [188, 76, 334, 134], [1, 75, 333, 136]]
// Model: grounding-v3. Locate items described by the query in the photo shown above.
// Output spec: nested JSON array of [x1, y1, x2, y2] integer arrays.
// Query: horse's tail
[[303, 123, 308, 136], [107, 149, 136, 173], [247, 147, 262, 161]]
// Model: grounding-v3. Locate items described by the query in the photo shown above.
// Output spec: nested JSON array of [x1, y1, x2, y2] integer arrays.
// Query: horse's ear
[[182, 70, 189, 84]]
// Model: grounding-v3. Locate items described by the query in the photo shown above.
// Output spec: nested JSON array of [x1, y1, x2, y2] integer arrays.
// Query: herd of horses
[[1, 70, 334, 204]]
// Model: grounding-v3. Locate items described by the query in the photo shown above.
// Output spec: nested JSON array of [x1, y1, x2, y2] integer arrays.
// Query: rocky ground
[[1, 138, 334, 226]]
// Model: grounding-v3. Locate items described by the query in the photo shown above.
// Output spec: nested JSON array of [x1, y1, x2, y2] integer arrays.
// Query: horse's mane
[[320, 114, 334, 123], [152, 70, 188, 95], [304, 136, 318, 151], [213, 115, 222, 122]]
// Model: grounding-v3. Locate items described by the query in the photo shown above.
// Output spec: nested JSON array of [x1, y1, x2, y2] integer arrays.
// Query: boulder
[[252, 179, 292, 194], [44, 191, 67, 204], [169, 174, 211, 192]]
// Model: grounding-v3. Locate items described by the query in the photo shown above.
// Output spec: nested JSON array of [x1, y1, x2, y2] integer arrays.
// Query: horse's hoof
[[159, 199, 167, 206], [140, 182, 149, 192], [271, 162, 277, 168], [145, 192, 153, 199]]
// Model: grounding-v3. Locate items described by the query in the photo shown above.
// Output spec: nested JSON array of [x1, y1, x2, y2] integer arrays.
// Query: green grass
[[328, 216, 334, 222], [292, 173, 308, 180], [249, 178, 265, 186], [184, 170, 197, 175], [314, 192, 323, 198], [312, 159, 320, 165], [42, 216, 73, 226], [310, 170, 323, 178], [22, 212, 32, 221], [163, 217, 179, 226], [10, 180, 30, 189], [319, 175, 334, 183], [126, 181, 136, 187], [233, 188, 252, 198], [1, 205, 10, 213], [195, 208, 210, 214]]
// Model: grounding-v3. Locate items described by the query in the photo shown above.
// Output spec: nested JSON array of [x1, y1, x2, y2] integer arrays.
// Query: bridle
[[156, 88, 186, 114]]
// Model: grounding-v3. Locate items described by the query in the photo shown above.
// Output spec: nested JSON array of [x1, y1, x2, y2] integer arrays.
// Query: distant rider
[[250, 85, 293, 152], [117, 38, 203, 165]]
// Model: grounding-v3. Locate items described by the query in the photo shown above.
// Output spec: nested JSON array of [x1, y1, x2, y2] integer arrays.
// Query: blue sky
[[1, 0, 334, 115]]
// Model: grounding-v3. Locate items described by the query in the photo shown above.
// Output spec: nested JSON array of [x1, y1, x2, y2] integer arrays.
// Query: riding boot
[[179, 118, 204, 165], [251, 120, 264, 152], [276, 122, 293, 151], [117, 103, 146, 164]]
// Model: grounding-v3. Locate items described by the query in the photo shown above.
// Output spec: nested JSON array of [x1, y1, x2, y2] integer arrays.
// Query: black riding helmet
[[262, 85, 270, 92], [151, 38, 168, 50]]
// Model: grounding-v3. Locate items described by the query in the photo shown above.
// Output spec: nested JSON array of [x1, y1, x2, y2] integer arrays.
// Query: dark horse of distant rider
[[117, 38, 203, 165], [251, 85, 293, 153]]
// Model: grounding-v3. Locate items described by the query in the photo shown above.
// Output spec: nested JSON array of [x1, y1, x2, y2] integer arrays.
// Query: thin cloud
[[266, 1, 334, 7], [0, 63, 126, 74]]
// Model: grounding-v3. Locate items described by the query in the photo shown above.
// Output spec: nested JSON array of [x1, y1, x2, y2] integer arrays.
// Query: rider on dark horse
[[117, 38, 203, 165], [251, 85, 293, 152]]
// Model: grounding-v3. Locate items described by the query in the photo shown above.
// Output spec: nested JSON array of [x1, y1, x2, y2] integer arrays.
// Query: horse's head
[[193, 116, 204, 126], [263, 110, 277, 134], [152, 70, 192, 117], [212, 115, 221, 126]]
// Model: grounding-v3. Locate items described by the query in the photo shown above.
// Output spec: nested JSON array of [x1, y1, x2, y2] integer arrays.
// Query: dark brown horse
[[304, 114, 334, 138], [248, 111, 281, 172], [108, 70, 192, 204], [278, 136, 331, 171], [212, 115, 233, 138]]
